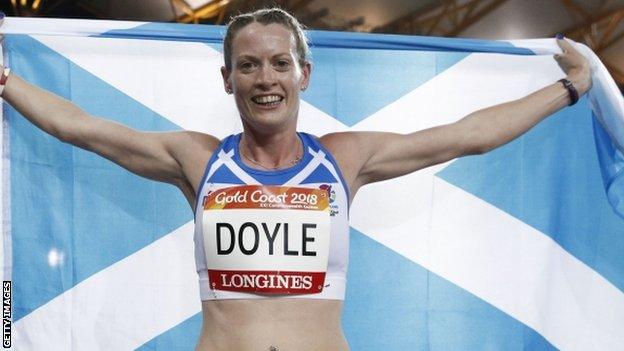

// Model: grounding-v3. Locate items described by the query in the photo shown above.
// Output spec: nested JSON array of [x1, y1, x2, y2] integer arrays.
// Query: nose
[[255, 64, 277, 90]]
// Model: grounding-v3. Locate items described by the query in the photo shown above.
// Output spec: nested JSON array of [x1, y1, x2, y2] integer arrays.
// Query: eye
[[275, 59, 291, 70], [238, 61, 256, 72]]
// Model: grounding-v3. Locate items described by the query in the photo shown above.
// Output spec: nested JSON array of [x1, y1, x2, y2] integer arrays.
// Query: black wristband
[[558, 78, 579, 106]]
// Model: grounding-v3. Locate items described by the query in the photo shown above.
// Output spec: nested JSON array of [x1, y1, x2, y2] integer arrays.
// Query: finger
[[556, 38, 571, 53], [557, 37, 581, 56]]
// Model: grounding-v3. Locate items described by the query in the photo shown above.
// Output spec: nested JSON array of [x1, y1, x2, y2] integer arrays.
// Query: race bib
[[202, 185, 330, 294]]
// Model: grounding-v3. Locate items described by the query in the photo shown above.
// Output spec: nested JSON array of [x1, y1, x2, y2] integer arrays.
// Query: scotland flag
[[1, 17, 623, 350]]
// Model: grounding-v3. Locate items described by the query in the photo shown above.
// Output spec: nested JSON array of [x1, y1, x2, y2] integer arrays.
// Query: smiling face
[[221, 22, 311, 134]]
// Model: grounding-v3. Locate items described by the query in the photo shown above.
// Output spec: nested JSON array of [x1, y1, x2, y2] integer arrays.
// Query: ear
[[300, 61, 312, 91], [221, 66, 233, 94]]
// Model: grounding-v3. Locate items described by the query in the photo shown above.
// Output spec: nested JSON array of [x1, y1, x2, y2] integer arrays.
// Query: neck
[[239, 128, 302, 170]]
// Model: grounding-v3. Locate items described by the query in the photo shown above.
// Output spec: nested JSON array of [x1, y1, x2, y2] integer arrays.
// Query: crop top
[[193, 132, 350, 300]]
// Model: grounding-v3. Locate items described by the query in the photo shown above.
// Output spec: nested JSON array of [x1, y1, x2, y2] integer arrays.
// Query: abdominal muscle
[[196, 299, 349, 351]]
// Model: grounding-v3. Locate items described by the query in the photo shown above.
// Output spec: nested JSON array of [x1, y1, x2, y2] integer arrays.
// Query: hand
[[554, 37, 592, 95]]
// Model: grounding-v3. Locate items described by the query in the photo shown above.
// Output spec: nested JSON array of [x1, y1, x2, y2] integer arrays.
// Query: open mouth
[[252, 95, 284, 108]]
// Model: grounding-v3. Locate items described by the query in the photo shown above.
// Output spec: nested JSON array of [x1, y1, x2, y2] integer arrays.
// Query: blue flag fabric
[[1, 18, 623, 350]]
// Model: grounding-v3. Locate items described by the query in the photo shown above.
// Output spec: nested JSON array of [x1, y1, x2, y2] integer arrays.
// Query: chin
[[243, 113, 291, 131]]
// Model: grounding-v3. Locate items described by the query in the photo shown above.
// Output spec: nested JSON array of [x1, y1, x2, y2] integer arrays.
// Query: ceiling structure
[[3, 0, 624, 87]]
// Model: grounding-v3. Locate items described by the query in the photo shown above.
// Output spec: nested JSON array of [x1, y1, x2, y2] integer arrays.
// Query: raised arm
[[322, 38, 592, 197], [0, 66, 219, 202]]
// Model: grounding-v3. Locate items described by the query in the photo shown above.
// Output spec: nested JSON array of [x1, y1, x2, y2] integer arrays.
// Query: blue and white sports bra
[[193, 132, 349, 300]]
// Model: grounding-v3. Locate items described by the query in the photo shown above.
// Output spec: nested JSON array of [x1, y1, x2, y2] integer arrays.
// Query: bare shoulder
[[319, 131, 363, 162], [319, 131, 358, 147], [319, 131, 378, 154], [319, 131, 375, 198], [319, 130, 391, 162], [164, 130, 221, 195], [162, 130, 220, 166], [166, 130, 221, 153]]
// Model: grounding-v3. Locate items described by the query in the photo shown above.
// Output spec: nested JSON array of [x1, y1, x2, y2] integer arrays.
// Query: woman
[[0, 8, 591, 351]]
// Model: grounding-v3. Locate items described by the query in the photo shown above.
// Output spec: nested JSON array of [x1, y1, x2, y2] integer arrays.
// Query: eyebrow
[[235, 53, 293, 61], [235, 55, 259, 62], [273, 54, 293, 60]]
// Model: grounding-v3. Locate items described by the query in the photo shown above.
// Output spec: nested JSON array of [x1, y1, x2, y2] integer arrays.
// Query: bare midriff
[[196, 299, 349, 351]]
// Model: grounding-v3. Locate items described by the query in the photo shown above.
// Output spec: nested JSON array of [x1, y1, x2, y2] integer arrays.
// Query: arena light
[[185, 0, 213, 8], [172, 0, 232, 24]]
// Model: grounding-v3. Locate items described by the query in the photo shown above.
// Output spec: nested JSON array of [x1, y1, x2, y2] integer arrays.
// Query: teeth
[[254, 95, 282, 104]]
